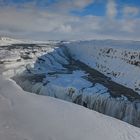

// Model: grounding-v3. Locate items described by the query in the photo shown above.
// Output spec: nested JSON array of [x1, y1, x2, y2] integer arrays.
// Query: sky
[[0, 0, 140, 41]]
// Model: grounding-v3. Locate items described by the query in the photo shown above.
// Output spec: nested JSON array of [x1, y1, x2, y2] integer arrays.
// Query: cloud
[[0, 0, 140, 41], [46, 0, 94, 13], [106, 0, 117, 19], [71, 0, 94, 9], [58, 25, 72, 33], [123, 6, 139, 17], [1, 0, 91, 13], [0, 6, 79, 38]]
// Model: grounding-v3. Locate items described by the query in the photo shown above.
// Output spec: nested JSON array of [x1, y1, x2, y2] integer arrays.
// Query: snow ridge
[[0, 76, 140, 140]]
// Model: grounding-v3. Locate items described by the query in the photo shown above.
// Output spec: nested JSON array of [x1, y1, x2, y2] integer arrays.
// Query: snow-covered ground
[[0, 76, 140, 140], [0, 43, 56, 78], [1, 42, 137, 127], [66, 40, 140, 94], [0, 38, 140, 130]]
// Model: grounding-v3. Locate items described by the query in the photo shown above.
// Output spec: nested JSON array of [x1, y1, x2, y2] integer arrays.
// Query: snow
[[0, 37, 60, 46], [1, 38, 140, 128], [1, 40, 139, 127], [0, 76, 140, 140], [0, 41, 56, 78], [0, 37, 23, 46], [66, 40, 140, 94], [46, 70, 91, 89], [0, 38, 140, 139]]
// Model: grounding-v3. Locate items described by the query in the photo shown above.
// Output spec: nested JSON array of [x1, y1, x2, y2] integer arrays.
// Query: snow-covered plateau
[[0, 37, 140, 139]]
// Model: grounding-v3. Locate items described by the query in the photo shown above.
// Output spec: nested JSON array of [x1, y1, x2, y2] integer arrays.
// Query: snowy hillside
[[66, 40, 140, 94], [0, 76, 140, 140]]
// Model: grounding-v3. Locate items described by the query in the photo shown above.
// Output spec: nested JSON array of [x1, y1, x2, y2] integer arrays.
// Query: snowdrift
[[0, 76, 140, 140]]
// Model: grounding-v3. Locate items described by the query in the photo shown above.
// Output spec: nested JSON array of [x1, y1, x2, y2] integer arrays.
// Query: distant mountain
[[0, 36, 23, 46], [0, 36, 61, 45]]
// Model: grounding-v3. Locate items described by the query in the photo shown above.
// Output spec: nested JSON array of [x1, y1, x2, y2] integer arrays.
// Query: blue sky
[[1, 0, 140, 16], [73, 0, 140, 17], [0, 0, 140, 40]]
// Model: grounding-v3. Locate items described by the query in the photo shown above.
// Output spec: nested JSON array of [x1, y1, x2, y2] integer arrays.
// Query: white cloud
[[106, 0, 117, 19], [72, 0, 94, 9], [0, 1, 140, 41], [123, 6, 139, 17], [58, 25, 72, 33], [46, 0, 94, 14]]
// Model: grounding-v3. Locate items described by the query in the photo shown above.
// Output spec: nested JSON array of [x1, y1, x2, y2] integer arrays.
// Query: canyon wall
[[66, 40, 140, 94]]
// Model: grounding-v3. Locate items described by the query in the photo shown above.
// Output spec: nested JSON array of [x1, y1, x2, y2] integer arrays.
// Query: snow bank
[[66, 40, 140, 94], [0, 76, 140, 140], [17, 76, 140, 127]]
